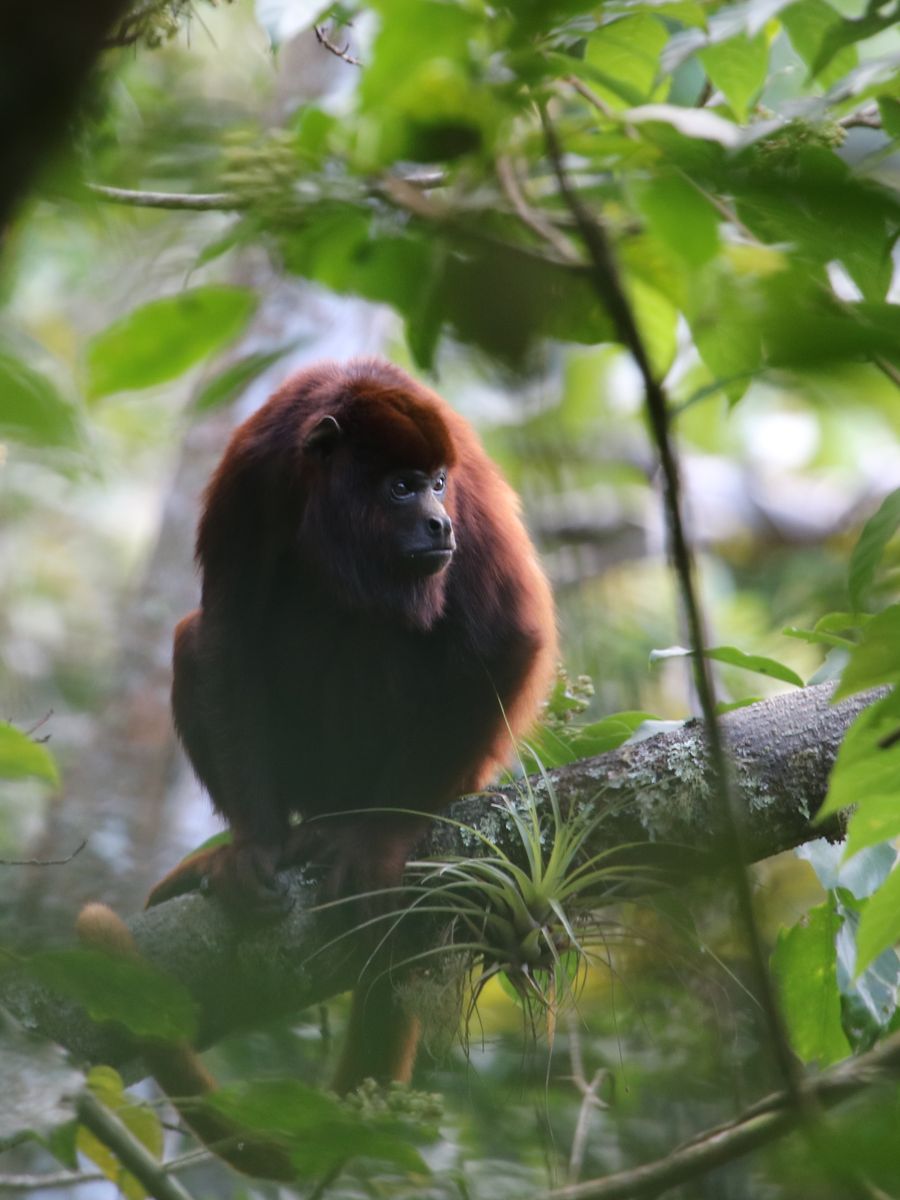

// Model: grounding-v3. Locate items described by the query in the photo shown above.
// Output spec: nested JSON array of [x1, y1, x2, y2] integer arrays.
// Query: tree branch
[[75, 1091, 194, 1200], [2, 683, 875, 1068], [544, 1025, 900, 1200]]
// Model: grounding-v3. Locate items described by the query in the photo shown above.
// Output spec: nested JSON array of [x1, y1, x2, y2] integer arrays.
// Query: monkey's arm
[[155, 609, 291, 910]]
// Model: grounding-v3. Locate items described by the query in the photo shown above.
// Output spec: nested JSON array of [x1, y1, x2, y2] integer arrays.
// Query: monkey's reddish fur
[[149, 358, 556, 1088]]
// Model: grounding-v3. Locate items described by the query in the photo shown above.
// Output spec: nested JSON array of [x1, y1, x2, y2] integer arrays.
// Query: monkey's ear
[[304, 414, 342, 457]]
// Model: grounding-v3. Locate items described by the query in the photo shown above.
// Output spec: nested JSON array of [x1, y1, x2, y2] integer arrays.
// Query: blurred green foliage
[[2, 0, 900, 1196]]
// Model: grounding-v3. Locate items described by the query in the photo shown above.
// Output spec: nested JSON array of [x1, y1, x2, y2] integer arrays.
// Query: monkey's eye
[[433, 473, 446, 494], [391, 478, 414, 500]]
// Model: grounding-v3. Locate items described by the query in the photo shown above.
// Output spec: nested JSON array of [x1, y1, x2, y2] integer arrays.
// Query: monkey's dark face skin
[[383, 467, 456, 576]]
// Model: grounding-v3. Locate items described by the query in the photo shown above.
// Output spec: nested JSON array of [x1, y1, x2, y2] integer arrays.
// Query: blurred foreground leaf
[[87, 286, 258, 398]]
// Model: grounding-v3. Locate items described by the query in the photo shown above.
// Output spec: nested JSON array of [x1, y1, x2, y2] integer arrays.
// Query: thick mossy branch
[[4, 683, 875, 1066]]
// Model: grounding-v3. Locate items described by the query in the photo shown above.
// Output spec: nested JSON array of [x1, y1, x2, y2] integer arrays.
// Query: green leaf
[[834, 605, 900, 699], [0, 1013, 84, 1142], [879, 97, 900, 138], [86, 286, 258, 399], [210, 1080, 428, 1175], [633, 173, 719, 267], [687, 270, 763, 403], [78, 1067, 163, 1200], [817, 694, 900, 821], [784, 626, 855, 650], [0, 353, 80, 447], [523, 712, 658, 770], [649, 644, 804, 686], [772, 898, 851, 1065], [0, 723, 59, 785], [784, 612, 869, 650], [628, 278, 678, 378], [30, 949, 197, 1042], [192, 343, 300, 413], [809, 7, 900, 80], [584, 14, 669, 106], [698, 32, 768, 122], [845, 795, 900, 861], [856, 862, 900, 975], [781, 0, 858, 88], [849, 488, 900, 612]]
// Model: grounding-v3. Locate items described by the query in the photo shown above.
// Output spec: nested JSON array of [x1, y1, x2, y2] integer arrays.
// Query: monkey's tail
[[75, 903, 295, 1181]]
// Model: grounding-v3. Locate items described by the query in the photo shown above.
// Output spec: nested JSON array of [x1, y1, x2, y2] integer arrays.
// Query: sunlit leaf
[[0, 723, 59, 785], [584, 14, 669, 106], [87, 286, 258, 398], [624, 103, 745, 146], [698, 32, 768, 122], [77, 1067, 163, 1200], [772, 897, 851, 1065]]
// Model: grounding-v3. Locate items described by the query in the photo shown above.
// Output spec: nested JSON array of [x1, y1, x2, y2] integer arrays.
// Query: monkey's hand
[[146, 840, 289, 915], [282, 817, 425, 921]]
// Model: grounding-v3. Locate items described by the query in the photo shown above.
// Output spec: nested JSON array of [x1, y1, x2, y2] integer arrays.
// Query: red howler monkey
[[147, 358, 557, 1093]]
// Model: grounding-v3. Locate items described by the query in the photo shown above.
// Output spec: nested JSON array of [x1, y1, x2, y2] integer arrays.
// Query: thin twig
[[544, 1027, 900, 1200], [565, 1012, 608, 1184], [496, 156, 579, 260], [840, 107, 881, 129], [539, 101, 804, 1107], [23, 709, 53, 738], [88, 183, 245, 210], [314, 24, 361, 67], [0, 839, 86, 867], [75, 1092, 195, 1200], [0, 1149, 212, 1191]]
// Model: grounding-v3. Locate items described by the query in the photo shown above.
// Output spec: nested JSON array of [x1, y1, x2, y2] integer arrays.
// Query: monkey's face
[[382, 467, 455, 577], [298, 439, 456, 627]]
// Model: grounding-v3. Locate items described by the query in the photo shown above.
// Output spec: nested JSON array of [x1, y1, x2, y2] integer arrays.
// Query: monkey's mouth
[[405, 548, 454, 575]]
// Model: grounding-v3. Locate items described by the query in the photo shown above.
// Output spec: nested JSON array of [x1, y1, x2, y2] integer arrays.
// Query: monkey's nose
[[426, 515, 454, 549]]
